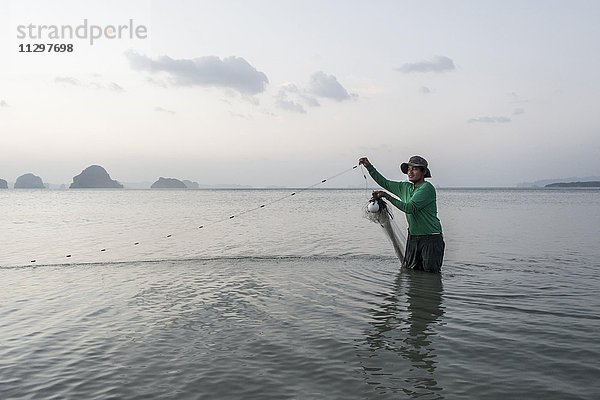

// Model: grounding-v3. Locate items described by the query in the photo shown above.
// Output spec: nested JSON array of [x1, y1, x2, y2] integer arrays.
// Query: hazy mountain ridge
[[518, 176, 600, 187], [545, 181, 600, 188]]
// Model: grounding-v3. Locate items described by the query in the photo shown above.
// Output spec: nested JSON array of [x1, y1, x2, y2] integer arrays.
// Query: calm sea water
[[1, 188, 599, 399]]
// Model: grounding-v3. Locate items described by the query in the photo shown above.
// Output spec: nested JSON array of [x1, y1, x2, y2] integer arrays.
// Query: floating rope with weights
[[28, 165, 364, 265]]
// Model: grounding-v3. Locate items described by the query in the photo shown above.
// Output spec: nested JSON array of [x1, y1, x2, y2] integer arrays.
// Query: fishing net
[[363, 198, 407, 263]]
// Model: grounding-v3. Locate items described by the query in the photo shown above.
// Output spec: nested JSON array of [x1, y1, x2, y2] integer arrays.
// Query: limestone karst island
[[1, 165, 200, 189]]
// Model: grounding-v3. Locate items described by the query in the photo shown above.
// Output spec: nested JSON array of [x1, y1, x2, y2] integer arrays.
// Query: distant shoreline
[[544, 181, 600, 188], [2, 186, 599, 191]]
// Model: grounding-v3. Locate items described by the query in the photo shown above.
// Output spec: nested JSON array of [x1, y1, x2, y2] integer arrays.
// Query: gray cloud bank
[[276, 85, 308, 114], [309, 71, 352, 101], [276, 83, 321, 114], [275, 72, 354, 114], [396, 56, 455, 73], [125, 51, 269, 95]]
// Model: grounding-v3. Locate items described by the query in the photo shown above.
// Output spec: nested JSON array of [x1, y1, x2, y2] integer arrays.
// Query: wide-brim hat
[[400, 155, 432, 178]]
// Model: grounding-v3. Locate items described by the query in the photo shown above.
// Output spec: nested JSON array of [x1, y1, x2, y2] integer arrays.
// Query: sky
[[1, 0, 599, 187]]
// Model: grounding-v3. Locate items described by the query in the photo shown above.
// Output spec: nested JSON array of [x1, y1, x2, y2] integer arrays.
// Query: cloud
[[468, 116, 512, 123], [55, 76, 81, 86], [56, 76, 124, 93], [274, 73, 353, 113], [145, 76, 169, 88], [108, 82, 125, 93], [229, 111, 252, 120], [275, 83, 319, 114], [125, 51, 269, 95], [90, 81, 125, 92], [513, 108, 525, 115], [396, 56, 456, 73], [276, 98, 306, 113], [154, 106, 175, 115], [308, 71, 352, 101], [509, 92, 529, 104], [0, 100, 9, 107]]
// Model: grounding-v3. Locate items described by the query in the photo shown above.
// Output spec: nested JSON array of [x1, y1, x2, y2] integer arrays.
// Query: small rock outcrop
[[151, 177, 187, 189], [14, 173, 45, 189], [70, 165, 123, 189], [183, 180, 200, 189], [0, 179, 7, 189]]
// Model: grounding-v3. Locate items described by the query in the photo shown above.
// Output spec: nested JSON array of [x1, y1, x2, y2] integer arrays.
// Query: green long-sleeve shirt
[[367, 164, 442, 235]]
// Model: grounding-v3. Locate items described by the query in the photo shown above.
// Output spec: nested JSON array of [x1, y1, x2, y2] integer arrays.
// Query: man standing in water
[[359, 156, 445, 273]]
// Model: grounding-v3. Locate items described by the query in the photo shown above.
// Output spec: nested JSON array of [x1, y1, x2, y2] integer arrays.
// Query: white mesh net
[[363, 198, 406, 263]]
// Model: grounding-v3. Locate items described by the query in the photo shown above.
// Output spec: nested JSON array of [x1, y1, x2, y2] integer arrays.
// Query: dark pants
[[403, 234, 445, 273]]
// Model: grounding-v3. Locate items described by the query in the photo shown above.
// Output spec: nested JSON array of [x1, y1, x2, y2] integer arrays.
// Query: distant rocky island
[[14, 173, 45, 189], [182, 180, 200, 189], [1, 167, 243, 190], [70, 165, 123, 189], [150, 178, 201, 189], [545, 181, 600, 188], [151, 177, 187, 189]]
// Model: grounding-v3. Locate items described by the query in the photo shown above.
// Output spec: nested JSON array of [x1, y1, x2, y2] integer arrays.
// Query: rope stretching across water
[[27, 165, 361, 265]]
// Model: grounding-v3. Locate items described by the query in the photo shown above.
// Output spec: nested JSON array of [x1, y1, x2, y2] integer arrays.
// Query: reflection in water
[[360, 269, 445, 399]]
